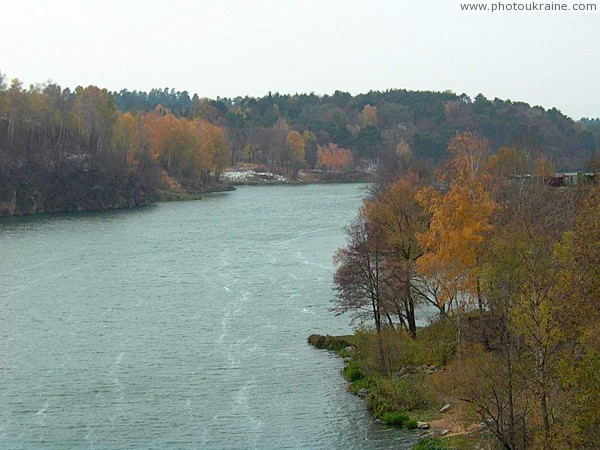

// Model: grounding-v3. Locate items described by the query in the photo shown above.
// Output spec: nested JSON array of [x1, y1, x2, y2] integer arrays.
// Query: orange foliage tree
[[193, 119, 230, 181], [140, 107, 229, 185], [317, 143, 353, 172]]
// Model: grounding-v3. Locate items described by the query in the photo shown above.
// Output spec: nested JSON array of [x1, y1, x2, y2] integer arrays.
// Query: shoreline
[[308, 333, 483, 450], [0, 175, 373, 219]]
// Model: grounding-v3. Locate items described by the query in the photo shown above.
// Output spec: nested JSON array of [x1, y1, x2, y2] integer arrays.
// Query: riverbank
[[156, 182, 236, 202], [0, 182, 236, 218], [0, 166, 371, 218], [308, 324, 486, 449], [222, 164, 377, 185]]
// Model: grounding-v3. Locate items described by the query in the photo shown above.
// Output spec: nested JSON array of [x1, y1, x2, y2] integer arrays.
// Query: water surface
[[0, 184, 418, 449]]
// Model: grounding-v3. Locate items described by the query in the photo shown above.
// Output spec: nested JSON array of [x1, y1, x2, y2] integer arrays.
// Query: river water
[[0, 184, 418, 449]]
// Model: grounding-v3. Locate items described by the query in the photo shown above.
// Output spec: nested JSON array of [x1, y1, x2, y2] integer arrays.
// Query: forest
[[1, 70, 599, 216], [328, 131, 600, 449]]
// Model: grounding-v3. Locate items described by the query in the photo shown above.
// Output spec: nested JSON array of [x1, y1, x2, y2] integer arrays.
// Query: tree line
[[112, 87, 598, 172], [1, 70, 599, 215], [333, 132, 599, 449]]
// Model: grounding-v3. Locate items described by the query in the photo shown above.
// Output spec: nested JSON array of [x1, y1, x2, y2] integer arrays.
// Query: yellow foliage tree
[[286, 130, 305, 166], [112, 112, 139, 168], [416, 132, 497, 313], [359, 104, 378, 127], [141, 110, 229, 184], [534, 155, 555, 177], [487, 146, 529, 179], [193, 119, 230, 181]]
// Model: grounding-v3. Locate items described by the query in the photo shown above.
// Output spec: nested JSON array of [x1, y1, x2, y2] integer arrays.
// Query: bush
[[404, 419, 418, 429], [382, 411, 409, 426], [414, 437, 451, 450], [369, 373, 434, 412], [351, 322, 456, 377], [307, 334, 353, 352], [343, 360, 365, 382], [349, 377, 370, 393]]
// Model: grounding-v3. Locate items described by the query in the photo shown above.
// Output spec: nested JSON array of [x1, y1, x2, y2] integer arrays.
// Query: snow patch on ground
[[222, 170, 288, 184]]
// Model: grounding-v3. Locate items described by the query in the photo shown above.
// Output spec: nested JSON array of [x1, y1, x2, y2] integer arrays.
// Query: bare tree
[[332, 212, 390, 373]]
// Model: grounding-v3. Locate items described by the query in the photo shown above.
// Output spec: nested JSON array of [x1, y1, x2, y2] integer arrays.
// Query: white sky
[[1, 0, 599, 119]]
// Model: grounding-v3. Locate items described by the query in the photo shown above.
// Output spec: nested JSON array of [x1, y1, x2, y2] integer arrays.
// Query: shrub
[[369, 373, 434, 412], [391, 375, 434, 411], [307, 334, 352, 351], [349, 377, 370, 393], [404, 419, 418, 429], [343, 361, 365, 382], [414, 437, 451, 450], [382, 411, 408, 426], [351, 322, 456, 377]]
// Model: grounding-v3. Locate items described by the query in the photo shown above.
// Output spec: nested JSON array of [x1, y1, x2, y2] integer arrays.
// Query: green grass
[[404, 419, 418, 429], [348, 377, 371, 393], [343, 360, 365, 382], [414, 436, 482, 450], [414, 437, 452, 450], [382, 411, 409, 426]]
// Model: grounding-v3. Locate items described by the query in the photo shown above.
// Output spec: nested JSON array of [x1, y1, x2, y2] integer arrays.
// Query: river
[[0, 184, 418, 449]]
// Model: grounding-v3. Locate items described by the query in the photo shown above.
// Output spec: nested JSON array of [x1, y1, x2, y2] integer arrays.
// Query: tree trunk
[[403, 276, 417, 338], [541, 390, 550, 438], [377, 330, 386, 375], [372, 295, 386, 374]]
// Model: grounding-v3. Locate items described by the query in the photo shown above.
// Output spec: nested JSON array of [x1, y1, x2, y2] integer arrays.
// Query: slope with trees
[[0, 73, 231, 216], [329, 131, 599, 449]]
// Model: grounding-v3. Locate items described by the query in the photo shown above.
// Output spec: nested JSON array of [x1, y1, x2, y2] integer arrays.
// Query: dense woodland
[[332, 132, 600, 449], [1, 70, 599, 215], [112, 85, 599, 172], [0, 73, 232, 216]]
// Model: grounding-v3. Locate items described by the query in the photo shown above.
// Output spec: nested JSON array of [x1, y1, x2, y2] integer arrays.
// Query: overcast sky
[[1, 0, 599, 119]]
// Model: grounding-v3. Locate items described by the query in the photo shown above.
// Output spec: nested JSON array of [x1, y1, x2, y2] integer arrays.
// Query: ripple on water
[[0, 185, 418, 449]]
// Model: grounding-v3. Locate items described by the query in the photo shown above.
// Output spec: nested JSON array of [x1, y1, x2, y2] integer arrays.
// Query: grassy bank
[[308, 321, 486, 449]]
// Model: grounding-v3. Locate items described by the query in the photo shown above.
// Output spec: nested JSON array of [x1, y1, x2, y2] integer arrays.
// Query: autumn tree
[[549, 186, 600, 448], [585, 151, 600, 172], [477, 231, 534, 450], [416, 132, 496, 316], [241, 144, 257, 162], [72, 85, 118, 160], [147, 111, 196, 179], [195, 119, 230, 182], [363, 173, 429, 337], [302, 130, 317, 168], [456, 177, 582, 450], [112, 112, 139, 170], [534, 155, 555, 178], [487, 146, 529, 179], [317, 143, 353, 172], [272, 117, 290, 168], [286, 130, 305, 175], [359, 104, 378, 127], [396, 140, 412, 165]]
